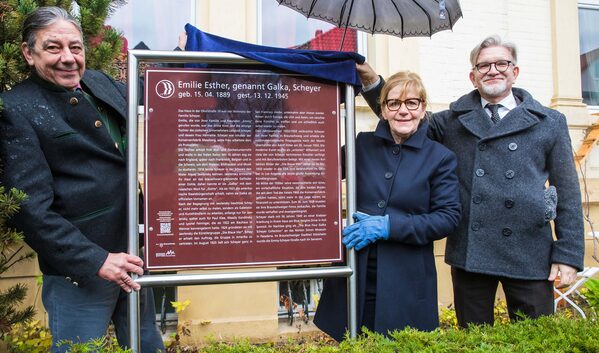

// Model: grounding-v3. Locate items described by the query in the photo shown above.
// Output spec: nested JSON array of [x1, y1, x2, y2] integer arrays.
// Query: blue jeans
[[42, 275, 165, 353]]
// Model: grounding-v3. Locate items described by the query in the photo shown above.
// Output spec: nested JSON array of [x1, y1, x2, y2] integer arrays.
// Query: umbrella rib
[[389, 0, 405, 38], [307, 0, 319, 18], [370, 0, 377, 34], [340, 0, 356, 50], [411, 0, 433, 37], [442, 0, 459, 29], [338, 0, 347, 27]]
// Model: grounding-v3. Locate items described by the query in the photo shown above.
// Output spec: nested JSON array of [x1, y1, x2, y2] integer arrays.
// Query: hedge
[[198, 315, 599, 353]]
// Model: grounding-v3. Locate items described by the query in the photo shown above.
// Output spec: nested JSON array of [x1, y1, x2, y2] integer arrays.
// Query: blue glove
[[342, 212, 390, 251]]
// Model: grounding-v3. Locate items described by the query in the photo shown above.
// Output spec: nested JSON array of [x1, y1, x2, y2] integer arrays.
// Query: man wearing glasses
[[358, 35, 584, 327]]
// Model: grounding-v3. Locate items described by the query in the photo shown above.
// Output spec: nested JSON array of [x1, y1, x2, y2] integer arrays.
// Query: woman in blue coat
[[314, 71, 461, 341]]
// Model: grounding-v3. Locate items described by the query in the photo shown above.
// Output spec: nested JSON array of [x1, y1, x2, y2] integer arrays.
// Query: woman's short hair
[[378, 71, 428, 109], [22, 6, 82, 50]]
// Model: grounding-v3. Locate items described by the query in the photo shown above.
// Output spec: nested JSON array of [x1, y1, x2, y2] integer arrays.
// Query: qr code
[[159, 222, 171, 234]]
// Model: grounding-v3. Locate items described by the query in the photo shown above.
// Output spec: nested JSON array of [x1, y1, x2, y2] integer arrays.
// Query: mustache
[[56, 65, 80, 70]]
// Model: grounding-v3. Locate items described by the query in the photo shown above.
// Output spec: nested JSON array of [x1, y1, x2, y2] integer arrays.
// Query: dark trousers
[[451, 267, 554, 327]]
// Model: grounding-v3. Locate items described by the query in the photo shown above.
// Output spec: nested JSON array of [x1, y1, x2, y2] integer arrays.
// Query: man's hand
[[549, 263, 578, 289], [355, 62, 379, 87], [97, 253, 144, 293]]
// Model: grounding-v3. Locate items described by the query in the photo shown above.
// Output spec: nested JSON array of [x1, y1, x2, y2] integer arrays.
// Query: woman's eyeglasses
[[384, 98, 423, 111]]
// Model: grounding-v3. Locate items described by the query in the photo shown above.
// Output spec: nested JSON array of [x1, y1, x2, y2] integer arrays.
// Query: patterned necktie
[[486, 103, 501, 124]]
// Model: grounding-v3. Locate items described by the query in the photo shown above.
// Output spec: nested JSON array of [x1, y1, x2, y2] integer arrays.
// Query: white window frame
[[579, 1, 599, 113], [105, 0, 196, 51]]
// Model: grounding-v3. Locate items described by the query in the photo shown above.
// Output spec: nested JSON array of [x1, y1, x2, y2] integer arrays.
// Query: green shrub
[[198, 315, 599, 353], [584, 278, 599, 314], [3, 320, 52, 353], [4, 315, 599, 352], [57, 337, 132, 353]]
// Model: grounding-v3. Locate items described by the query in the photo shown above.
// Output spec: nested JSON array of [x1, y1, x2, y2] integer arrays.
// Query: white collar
[[481, 92, 517, 111]]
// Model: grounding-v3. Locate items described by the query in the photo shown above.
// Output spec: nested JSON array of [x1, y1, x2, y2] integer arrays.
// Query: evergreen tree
[[0, 183, 33, 335], [0, 0, 126, 336]]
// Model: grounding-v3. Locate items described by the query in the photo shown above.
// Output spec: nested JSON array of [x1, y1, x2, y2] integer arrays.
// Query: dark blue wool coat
[[0, 70, 129, 287], [314, 119, 461, 341]]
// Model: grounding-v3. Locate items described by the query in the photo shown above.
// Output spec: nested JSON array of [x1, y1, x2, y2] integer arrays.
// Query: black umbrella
[[275, 0, 463, 49]]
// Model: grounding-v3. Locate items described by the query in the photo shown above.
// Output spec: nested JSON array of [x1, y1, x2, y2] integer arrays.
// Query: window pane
[[278, 279, 323, 324], [107, 0, 193, 51], [579, 6, 599, 106], [261, 2, 358, 52]]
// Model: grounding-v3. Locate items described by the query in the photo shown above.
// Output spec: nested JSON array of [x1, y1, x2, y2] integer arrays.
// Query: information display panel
[[144, 68, 342, 270]]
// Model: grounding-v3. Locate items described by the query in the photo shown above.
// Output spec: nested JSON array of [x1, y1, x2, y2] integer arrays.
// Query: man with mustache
[[0, 6, 164, 352], [358, 35, 584, 327]]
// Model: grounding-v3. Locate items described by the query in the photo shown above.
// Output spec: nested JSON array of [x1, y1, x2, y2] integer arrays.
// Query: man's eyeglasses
[[473, 60, 513, 74], [384, 98, 423, 111]]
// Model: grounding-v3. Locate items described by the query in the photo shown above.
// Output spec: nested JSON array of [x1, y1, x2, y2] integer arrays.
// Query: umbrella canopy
[[276, 0, 463, 48]]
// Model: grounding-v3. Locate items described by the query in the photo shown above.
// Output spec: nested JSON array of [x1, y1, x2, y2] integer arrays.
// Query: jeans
[[42, 275, 165, 353]]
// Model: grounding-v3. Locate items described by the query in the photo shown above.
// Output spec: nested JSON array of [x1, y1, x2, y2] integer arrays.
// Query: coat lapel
[[81, 71, 127, 120], [452, 90, 492, 139], [482, 108, 540, 140], [458, 109, 493, 139], [452, 88, 545, 141]]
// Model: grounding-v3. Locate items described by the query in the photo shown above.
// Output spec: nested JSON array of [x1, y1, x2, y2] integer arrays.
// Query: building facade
[[2, 0, 599, 343]]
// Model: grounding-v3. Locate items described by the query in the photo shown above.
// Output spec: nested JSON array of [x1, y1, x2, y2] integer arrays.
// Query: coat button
[[478, 143, 487, 151], [505, 199, 514, 208], [384, 172, 393, 179], [65, 276, 72, 282], [392, 147, 400, 155], [115, 142, 120, 149], [502, 228, 513, 237], [472, 195, 482, 204], [508, 142, 518, 151], [95, 120, 103, 128], [505, 170, 515, 179], [72, 281, 79, 287], [377, 200, 386, 208], [471, 222, 481, 231], [69, 97, 79, 105], [475, 169, 485, 177]]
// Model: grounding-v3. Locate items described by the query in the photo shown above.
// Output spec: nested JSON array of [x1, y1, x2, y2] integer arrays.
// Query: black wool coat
[[0, 70, 129, 287]]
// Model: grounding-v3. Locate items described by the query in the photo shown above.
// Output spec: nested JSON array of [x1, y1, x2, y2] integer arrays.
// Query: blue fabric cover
[[184, 24, 365, 91]]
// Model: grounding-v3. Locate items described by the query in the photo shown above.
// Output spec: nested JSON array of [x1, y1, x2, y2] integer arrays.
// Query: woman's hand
[[342, 212, 389, 250]]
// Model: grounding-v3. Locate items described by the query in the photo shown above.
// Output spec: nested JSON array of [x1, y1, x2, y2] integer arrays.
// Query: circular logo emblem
[[156, 80, 175, 98]]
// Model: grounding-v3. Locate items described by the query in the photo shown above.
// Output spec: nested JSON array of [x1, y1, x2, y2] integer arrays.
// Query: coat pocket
[[543, 186, 557, 222], [69, 205, 113, 224], [52, 130, 78, 140]]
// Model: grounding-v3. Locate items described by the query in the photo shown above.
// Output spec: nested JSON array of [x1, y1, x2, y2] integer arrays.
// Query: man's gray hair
[[469, 35, 518, 67], [22, 6, 82, 50]]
